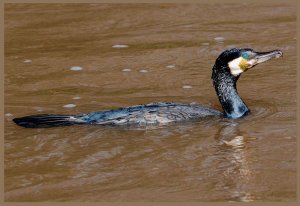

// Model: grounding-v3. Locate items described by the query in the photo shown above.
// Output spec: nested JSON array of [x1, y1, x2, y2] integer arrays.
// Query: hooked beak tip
[[275, 50, 283, 58], [254, 49, 283, 65]]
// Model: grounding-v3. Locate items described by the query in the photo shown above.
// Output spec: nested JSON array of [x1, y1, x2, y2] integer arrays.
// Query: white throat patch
[[228, 57, 244, 76]]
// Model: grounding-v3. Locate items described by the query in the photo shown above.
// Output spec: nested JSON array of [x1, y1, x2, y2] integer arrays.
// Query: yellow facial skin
[[228, 56, 253, 76], [238, 58, 252, 72]]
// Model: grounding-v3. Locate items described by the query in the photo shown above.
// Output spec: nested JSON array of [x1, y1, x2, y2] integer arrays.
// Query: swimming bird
[[13, 48, 282, 128]]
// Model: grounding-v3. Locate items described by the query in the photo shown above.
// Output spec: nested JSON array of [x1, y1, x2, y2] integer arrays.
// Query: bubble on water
[[5, 113, 13, 117], [166, 65, 176, 69], [70, 66, 82, 71], [214, 37, 225, 43], [122, 68, 131, 72], [139, 69, 148, 73], [72, 96, 81, 100], [63, 104, 76, 108], [182, 85, 192, 89], [112, 44, 129, 48], [24, 59, 32, 63]]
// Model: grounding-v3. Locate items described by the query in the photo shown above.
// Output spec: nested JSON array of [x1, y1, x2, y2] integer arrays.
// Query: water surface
[[4, 3, 296, 202]]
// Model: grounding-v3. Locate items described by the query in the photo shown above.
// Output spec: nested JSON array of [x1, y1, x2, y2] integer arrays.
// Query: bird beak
[[248, 50, 283, 67]]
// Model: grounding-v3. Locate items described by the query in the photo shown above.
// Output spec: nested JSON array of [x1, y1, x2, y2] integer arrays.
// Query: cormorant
[[13, 48, 283, 128]]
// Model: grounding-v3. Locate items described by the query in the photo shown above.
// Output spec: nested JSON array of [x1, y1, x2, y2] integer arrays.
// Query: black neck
[[212, 64, 250, 119]]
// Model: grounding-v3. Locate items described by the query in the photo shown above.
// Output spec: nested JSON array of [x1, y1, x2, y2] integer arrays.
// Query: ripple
[[244, 102, 278, 123], [33, 107, 44, 112], [222, 136, 245, 148]]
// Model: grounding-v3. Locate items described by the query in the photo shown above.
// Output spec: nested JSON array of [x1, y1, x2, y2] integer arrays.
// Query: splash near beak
[[249, 50, 283, 67]]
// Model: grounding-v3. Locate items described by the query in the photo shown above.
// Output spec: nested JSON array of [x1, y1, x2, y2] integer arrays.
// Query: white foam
[[24, 59, 32, 63], [112, 44, 129, 48], [72, 96, 81, 100], [63, 104, 76, 108], [139, 69, 148, 73], [182, 85, 192, 89], [70, 66, 82, 71], [214, 37, 225, 42], [166, 65, 176, 69], [5, 113, 13, 117], [122, 69, 131, 72]]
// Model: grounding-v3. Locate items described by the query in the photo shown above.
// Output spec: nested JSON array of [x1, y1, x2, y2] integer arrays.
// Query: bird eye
[[242, 53, 250, 59]]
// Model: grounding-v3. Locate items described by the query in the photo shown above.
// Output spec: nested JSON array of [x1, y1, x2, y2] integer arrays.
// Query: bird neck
[[212, 65, 250, 119]]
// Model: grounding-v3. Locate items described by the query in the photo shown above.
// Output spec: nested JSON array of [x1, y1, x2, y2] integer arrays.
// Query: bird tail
[[13, 114, 85, 128]]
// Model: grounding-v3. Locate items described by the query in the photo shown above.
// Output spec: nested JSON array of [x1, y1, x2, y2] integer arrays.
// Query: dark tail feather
[[13, 114, 84, 128]]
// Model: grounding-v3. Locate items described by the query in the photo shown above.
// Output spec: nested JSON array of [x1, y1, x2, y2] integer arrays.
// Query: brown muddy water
[[4, 3, 296, 202]]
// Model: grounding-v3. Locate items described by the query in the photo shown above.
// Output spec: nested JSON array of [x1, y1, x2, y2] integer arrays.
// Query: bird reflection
[[213, 120, 256, 202]]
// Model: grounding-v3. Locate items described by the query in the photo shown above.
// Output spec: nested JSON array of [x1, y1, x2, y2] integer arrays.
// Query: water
[[4, 3, 296, 202]]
